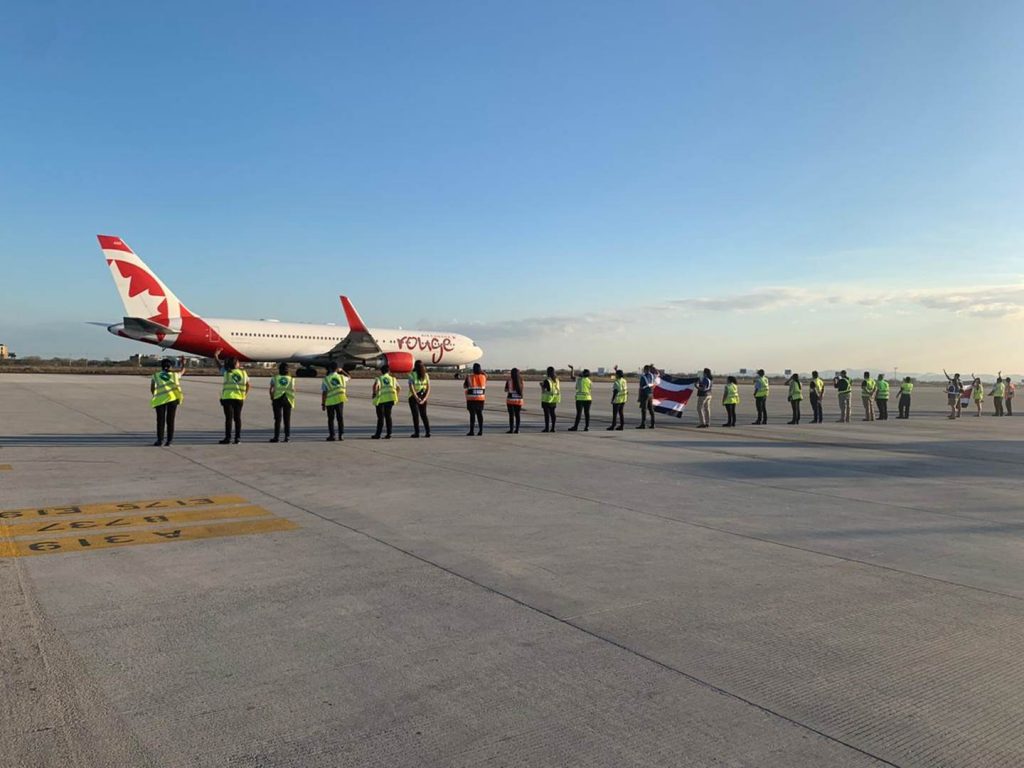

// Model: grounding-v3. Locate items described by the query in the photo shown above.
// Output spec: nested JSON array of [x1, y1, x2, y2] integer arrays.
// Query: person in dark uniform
[[567, 365, 593, 431], [372, 363, 399, 439], [407, 359, 431, 438], [463, 362, 487, 436], [268, 362, 295, 442], [321, 361, 349, 441], [637, 365, 657, 429], [540, 366, 560, 432], [809, 371, 825, 424], [150, 358, 184, 446], [216, 354, 250, 444], [505, 367, 524, 433]]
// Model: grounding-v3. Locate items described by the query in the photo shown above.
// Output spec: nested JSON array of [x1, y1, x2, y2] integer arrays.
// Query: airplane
[[96, 235, 483, 376]]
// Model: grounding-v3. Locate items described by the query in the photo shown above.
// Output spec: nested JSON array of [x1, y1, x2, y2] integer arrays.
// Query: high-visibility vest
[[221, 369, 249, 400], [876, 380, 890, 399], [272, 375, 296, 408], [837, 377, 851, 393], [505, 378, 524, 407], [812, 377, 824, 397], [150, 371, 182, 407], [993, 381, 1006, 398], [862, 379, 877, 396], [374, 374, 398, 405], [541, 377, 561, 405], [323, 372, 347, 406], [575, 376, 592, 402], [754, 376, 769, 398], [612, 378, 628, 404], [972, 384, 985, 402], [723, 383, 739, 405], [465, 373, 487, 402], [900, 381, 914, 395], [788, 380, 802, 401], [409, 371, 430, 399]]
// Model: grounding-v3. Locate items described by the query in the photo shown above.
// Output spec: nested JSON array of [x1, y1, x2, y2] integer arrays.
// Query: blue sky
[[2, 0, 1022, 372]]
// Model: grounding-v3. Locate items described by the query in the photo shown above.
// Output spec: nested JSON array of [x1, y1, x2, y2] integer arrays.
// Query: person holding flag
[[637, 365, 657, 429], [150, 357, 185, 446], [650, 369, 699, 420]]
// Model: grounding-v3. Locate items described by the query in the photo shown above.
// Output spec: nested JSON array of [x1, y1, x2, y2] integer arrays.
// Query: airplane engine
[[380, 351, 414, 374]]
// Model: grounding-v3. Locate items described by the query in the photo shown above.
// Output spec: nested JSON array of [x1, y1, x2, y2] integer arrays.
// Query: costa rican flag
[[653, 373, 699, 418]]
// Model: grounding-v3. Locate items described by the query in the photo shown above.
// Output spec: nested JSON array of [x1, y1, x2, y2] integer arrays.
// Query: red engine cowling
[[380, 351, 414, 374]]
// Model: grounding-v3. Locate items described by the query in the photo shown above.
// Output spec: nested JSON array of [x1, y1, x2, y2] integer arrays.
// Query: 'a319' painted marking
[[0, 495, 247, 520], [2, 505, 270, 538]]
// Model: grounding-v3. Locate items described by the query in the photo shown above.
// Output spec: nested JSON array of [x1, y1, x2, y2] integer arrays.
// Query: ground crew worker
[[568, 365, 593, 431], [321, 361, 348, 441], [809, 370, 825, 424], [991, 376, 1006, 417], [969, 376, 985, 416], [1006, 377, 1015, 416], [875, 374, 890, 420], [150, 358, 184, 446], [505, 367, 524, 433], [540, 366, 560, 432], [607, 368, 627, 430], [860, 372, 877, 421], [834, 370, 852, 423], [897, 376, 914, 419], [637, 365, 657, 429], [464, 362, 487, 436], [696, 368, 713, 428], [752, 369, 769, 425], [721, 375, 739, 427], [786, 373, 802, 424], [269, 362, 295, 443], [372, 363, 398, 439], [943, 370, 963, 419], [408, 359, 431, 438], [218, 356, 249, 444]]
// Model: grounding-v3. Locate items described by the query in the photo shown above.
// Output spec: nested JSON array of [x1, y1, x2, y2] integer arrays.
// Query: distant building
[[0, 343, 9, 360]]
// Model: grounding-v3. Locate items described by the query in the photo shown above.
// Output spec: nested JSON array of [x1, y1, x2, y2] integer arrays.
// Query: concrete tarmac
[[1, 373, 1022, 767]]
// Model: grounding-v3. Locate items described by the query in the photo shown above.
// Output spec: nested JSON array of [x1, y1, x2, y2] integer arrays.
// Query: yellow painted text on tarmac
[[1, 505, 271, 538], [0, 495, 249, 521], [0, 465, 11, 471]]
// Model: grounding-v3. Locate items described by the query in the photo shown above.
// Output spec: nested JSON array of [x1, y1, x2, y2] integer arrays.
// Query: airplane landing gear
[[296, 366, 319, 378]]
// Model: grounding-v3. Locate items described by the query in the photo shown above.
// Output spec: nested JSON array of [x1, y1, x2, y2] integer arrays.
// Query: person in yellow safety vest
[[860, 372, 877, 422], [752, 369, 769, 425], [321, 360, 349, 441], [505, 367, 525, 434], [218, 356, 250, 444], [897, 376, 914, 419], [371, 363, 398, 439], [150, 357, 185, 446], [875, 374, 890, 421], [971, 376, 985, 416], [833, 370, 852, 423], [463, 362, 487, 436], [991, 376, 1007, 417], [721, 375, 740, 427], [540, 366, 561, 432], [786, 373, 802, 424], [607, 367, 628, 430], [567, 364, 593, 431], [1005, 376, 1015, 416], [809, 370, 825, 424], [269, 362, 296, 443], [407, 359, 431, 438]]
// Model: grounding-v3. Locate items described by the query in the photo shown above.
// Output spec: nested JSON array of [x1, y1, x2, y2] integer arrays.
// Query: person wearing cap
[[371, 363, 398, 439], [607, 367, 627, 430], [463, 362, 487, 436], [321, 361, 349, 441], [150, 357, 185, 446], [269, 362, 296, 443], [540, 366, 560, 432], [217, 354, 250, 444], [567, 364, 593, 432]]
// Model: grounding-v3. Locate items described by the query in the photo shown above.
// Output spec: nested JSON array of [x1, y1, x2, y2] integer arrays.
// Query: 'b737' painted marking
[[0, 495, 248, 520], [2, 505, 270, 538]]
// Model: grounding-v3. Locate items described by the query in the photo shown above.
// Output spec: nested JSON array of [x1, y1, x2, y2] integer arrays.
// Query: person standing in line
[[407, 359, 431, 438], [268, 362, 295, 443], [371, 363, 398, 439], [943, 370, 963, 419], [607, 367, 627, 430], [860, 372, 877, 421], [991, 376, 1006, 417], [464, 362, 487, 436], [567, 365, 593, 432], [969, 376, 985, 417], [1005, 376, 1015, 416], [875, 374, 890, 421], [809, 370, 825, 424], [696, 368, 713, 428], [834, 370, 852, 423], [150, 357, 184, 446], [752, 369, 769, 425], [637, 364, 657, 429], [505, 367, 524, 434], [321, 361, 349, 441], [540, 366, 560, 432], [218, 356, 249, 444], [786, 373, 802, 424], [897, 376, 914, 419], [721, 375, 739, 427]]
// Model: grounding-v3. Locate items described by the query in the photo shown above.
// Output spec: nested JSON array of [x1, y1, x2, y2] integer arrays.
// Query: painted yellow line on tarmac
[[0, 494, 249, 521], [0, 517, 299, 558], [0, 465, 11, 471], [2, 505, 271, 538]]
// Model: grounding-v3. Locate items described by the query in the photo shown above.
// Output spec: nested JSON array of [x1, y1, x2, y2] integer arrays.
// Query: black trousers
[[789, 400, 801, 423], [898, 394, 911, 419], [155, 401, 178, 443], [374, 402, 394, 437], [467, 401, 484, 434], [754, 397, 767, 424], [220, 399, 243, 440], [1007, 397, 1014, 416], [542, 403, 557, 430], [809, 393, 823, 423], [272, 398, 292, 439], [409, 398, 430, 435], [724, 403, 737, 426], [639, 394, 655, 426], [611, 402, 624, 428], [994, 397, 1004, 416], [572, 400, 591, 429], [326, 403, 343, 437], [877, 399, 889, 420], [507, 404, 521, 432]]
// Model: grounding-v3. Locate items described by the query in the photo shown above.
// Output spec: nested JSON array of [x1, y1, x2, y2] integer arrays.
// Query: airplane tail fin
[[97, 235, 193, 328]]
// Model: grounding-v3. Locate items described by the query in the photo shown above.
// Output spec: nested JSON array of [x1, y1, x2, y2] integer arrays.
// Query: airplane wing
[[324, 296, 382, 360]]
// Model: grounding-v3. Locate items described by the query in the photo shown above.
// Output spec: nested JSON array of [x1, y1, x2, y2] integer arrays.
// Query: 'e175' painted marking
[[1, 505, 270, 538], [0, 518, 298, 558], [0, 495, 248, 521]]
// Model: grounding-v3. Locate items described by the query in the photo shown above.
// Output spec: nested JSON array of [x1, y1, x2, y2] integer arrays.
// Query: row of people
[[942, 371, 1015, 419]]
